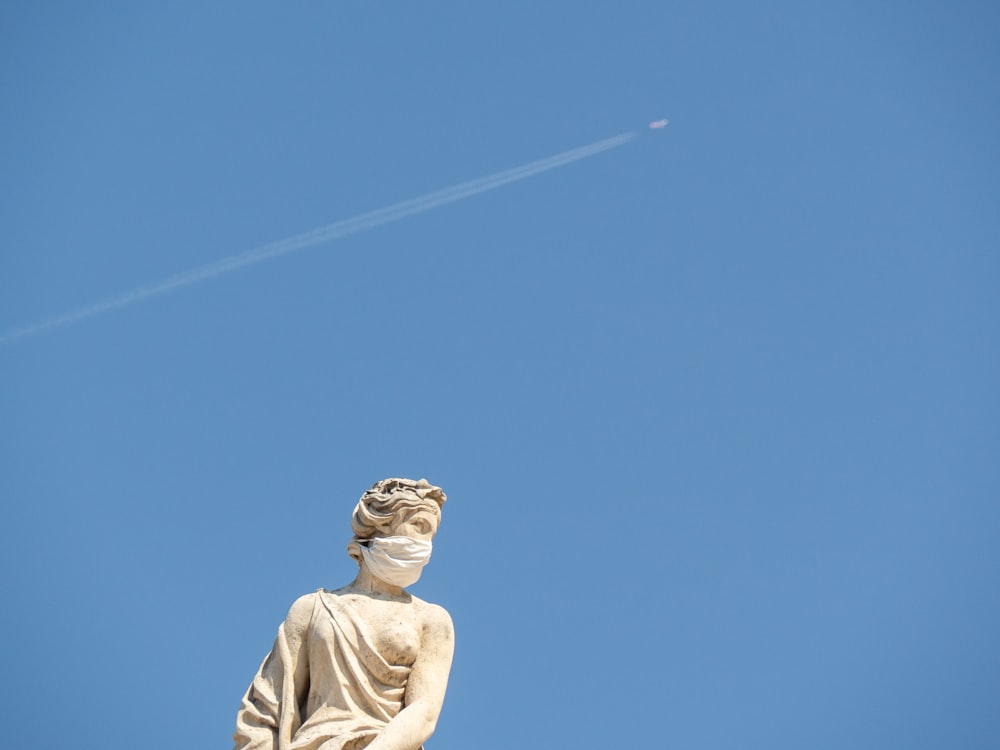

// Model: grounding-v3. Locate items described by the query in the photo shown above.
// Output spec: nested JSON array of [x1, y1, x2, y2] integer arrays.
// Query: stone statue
[[233, 478, 454, 750]]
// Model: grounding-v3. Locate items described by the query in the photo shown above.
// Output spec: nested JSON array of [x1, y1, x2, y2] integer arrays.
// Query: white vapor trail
[[0, 131, 636, 347]]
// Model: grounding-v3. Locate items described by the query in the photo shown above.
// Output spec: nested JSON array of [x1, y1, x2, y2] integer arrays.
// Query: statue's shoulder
[[410, 595, 454, 634], [284, 591, 322, 626]]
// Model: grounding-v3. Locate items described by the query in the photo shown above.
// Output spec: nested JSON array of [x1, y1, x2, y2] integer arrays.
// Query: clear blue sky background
[[2, 2, 998, 748]]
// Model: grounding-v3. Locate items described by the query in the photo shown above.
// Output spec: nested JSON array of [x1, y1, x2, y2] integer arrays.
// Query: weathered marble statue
[[233, 478, 454, 750]]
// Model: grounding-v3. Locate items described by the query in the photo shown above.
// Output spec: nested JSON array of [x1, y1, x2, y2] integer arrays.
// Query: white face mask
[[360, 535, 433, 587]]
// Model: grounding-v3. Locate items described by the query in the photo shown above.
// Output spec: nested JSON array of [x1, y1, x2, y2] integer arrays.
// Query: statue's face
[[385, 503, 440, 542]]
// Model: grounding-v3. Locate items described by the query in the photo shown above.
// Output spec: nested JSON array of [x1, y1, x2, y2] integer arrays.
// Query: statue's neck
[[349, 562, 408, 598]]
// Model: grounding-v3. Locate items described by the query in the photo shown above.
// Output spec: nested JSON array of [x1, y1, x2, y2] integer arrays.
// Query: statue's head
[[347, 478, 446, 564]]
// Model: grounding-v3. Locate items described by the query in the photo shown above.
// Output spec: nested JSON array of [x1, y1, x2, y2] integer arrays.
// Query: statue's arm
[[233, 594, 313, 750], [366, 604, 455, 750]]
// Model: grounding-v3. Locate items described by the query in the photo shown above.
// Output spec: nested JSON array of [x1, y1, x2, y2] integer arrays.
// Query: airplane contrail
[[0, 131, 636, 347]]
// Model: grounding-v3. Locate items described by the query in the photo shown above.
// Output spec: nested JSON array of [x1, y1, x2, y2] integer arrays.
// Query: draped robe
[[234, 591, 417, 750]]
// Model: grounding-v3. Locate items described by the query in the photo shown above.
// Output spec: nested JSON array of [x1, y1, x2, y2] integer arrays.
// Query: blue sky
[[2, 2, 998, 748]]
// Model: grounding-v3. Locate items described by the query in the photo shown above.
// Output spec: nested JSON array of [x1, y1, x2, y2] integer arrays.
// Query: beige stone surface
[[234, 479, 454, 750]]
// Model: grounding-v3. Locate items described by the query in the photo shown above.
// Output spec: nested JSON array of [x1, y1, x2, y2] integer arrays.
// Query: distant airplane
[[649, 119, 669, 129]]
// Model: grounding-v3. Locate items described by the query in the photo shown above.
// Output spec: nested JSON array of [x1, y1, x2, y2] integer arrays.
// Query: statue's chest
[[323, 597, 421, 667], [370, 614, 421, 666]]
